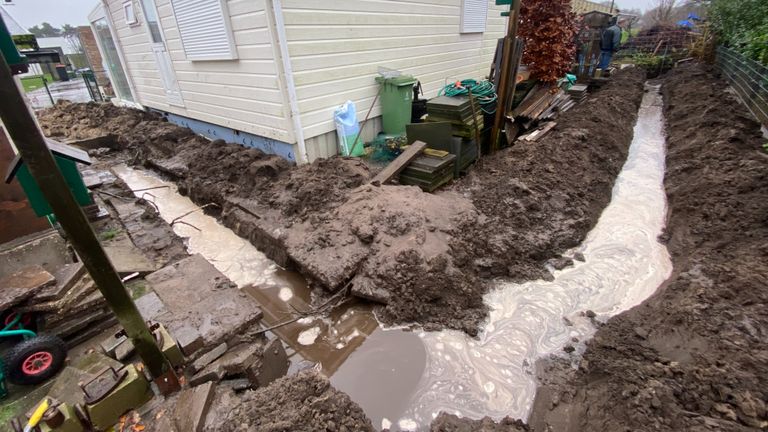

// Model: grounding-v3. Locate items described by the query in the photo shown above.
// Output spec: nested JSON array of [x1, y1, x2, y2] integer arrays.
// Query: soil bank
[[525, 63, 768, 431], [37, 69, 644, 336]]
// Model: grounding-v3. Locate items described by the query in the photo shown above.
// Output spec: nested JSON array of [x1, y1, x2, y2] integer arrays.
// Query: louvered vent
[[461, 0, 488, 33], [170, 0, 237, 60]]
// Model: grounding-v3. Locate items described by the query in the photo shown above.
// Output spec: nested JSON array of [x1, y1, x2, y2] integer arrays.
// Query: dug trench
[[522, 63, 768, 431], [38, 68, 645, 338]]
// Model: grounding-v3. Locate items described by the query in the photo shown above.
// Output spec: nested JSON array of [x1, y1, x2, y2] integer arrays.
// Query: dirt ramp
[[529, 63, 768, 431], [215, 370, 375, 432]]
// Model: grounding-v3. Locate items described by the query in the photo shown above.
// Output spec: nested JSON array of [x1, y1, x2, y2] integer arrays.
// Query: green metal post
[[42, 75, 54, 106], [0, 50, 174, 385]]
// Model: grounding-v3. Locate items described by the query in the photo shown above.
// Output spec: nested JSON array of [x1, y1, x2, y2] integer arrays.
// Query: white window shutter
[[461, 0, 489, 33], [170, 0, 237, 61]]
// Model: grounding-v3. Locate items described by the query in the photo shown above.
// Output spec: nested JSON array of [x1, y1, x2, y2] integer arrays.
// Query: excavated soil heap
[[526, 63, 768, 431], [217, 370, 374, 432], [449, 68, 645, 283], [38, 68, 644, 335]]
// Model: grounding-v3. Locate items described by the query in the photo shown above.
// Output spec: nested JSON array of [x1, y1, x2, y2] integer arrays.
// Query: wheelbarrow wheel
[[3, 334, 66, 386]]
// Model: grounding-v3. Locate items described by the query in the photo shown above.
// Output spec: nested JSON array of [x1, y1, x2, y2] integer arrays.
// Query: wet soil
[[431, 413, 529, 432], [216, 370, 375, 431], [526, 63, 768, 431], [37, 69, 645, 336], [449, 68, 645, 284]]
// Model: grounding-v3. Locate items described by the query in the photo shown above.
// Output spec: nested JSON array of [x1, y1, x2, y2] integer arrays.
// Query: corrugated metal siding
[[104, 0, 294, 143], [283, 0, 508, 149]]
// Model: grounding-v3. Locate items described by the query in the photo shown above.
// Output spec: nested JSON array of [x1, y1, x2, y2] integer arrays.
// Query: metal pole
[[610, 0, 615, 14], [0, 50, 176, 389], [42, 75, 54, 107]]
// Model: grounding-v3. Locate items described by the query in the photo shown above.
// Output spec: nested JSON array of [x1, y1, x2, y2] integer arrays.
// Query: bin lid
[[376, 75, 417, 86]]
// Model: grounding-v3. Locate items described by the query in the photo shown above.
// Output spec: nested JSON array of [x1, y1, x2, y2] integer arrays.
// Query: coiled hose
[[438, 79, 498, 114]]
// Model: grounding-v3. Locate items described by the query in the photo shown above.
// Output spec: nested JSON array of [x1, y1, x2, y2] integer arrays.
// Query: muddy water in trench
[[113, 83, 671, 430], [111, 165, 387, 375], [330, 84, 673, 430]]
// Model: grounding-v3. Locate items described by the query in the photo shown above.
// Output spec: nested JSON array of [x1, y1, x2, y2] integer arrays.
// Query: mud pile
[[450, 68, 645, 283], [528, 63, 768, 431], [38, 69, 645, 335], [217, 370, 374, 431]]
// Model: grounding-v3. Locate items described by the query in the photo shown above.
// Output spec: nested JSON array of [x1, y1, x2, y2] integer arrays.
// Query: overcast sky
[[3, 0, 98, 28], [3, 0, 658, 30]]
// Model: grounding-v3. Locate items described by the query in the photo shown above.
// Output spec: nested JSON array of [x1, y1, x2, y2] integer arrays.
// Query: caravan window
[[170, 0, 238, 61], [461, 0, 489, 33]]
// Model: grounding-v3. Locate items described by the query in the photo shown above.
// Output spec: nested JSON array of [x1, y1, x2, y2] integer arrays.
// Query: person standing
[[600, 18, 625, 70]]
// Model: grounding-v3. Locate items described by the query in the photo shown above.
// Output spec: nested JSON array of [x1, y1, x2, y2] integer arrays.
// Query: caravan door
[[139, 0, 184, 106]]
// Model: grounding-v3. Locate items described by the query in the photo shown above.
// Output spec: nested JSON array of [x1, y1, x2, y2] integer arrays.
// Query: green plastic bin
[[375, 75, 417, 135]]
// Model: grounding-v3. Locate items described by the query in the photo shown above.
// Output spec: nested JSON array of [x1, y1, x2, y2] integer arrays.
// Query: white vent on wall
[[170, 0, 237, 61], [461, 0, 489, 33]]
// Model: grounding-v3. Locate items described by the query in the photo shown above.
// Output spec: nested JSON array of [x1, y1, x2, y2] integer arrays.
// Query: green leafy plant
[[709, 0, 768, 65], [631, 53, 674, 73], [98, 228, 121, 241]]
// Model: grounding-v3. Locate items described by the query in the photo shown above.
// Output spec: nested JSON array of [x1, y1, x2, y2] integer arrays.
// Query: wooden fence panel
[[716, 46, 768, 127]]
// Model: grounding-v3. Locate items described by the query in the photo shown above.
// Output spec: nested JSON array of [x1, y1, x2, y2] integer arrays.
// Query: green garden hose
[[438, 79, 498, 114]]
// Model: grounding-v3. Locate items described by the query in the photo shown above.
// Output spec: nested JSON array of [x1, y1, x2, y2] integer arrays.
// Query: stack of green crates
[[425, 96, 484, 138], [399, 152, 457, 192]]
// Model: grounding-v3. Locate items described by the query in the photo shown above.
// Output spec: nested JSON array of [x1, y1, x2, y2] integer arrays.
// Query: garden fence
[[716, 46, 768, 127]]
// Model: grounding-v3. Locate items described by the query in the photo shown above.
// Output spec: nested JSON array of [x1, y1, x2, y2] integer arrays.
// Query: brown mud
[[38, 68, 644, 335], [524, 63, 768, 431], [215, 370, 375, 432], [431, 413, 529, 432]]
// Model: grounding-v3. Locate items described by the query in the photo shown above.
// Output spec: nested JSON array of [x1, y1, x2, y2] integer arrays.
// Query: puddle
[[330, 84, 673, 430], [112, 165, 379, 374]]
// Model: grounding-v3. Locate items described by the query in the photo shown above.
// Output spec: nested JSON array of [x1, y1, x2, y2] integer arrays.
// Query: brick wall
[[77, 26, 113, 94]]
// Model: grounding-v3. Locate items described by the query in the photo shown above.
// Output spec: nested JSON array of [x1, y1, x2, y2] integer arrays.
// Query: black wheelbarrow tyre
[[3, 334, 67, 385]]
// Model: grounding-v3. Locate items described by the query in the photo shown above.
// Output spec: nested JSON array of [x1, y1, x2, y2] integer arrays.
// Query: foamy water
[[330, 84, 672, 430], [399, 84, 672, 427]]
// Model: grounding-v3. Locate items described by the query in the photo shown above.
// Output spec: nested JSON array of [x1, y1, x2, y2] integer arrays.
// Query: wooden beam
[[370, 140, 427, 185]]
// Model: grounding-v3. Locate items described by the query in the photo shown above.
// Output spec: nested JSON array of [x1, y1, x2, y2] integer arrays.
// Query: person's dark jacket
[[601, 24, 622, 52]]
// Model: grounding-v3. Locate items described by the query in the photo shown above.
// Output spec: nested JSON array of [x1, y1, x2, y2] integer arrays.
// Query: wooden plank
[[528, 122, 557, 142], [371, 141, 427, 185]]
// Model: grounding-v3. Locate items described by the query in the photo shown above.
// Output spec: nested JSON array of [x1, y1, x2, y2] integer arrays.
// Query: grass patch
[[127, 280, 148, 300], [19, 74, 53, 92], [98, 228, 121, 241]]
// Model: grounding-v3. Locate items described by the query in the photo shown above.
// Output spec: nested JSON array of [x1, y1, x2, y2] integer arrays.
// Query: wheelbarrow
[[0, 311, 67, 399]]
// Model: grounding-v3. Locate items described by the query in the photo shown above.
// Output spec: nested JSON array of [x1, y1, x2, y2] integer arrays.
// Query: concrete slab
[[0, 265, 55, 310], [34, 262, 86, 302], [19, 274, 96, 313], [102, 231, 159, 275], [190, 343, 227, 375], [174, 382, 215, 432], [0, 229, 71, 277], [247, 338, 288, 388], [145, 254, 263, 357]]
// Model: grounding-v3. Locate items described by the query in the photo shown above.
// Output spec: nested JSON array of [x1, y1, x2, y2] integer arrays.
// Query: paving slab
[[34, 262, 86, 302], [0, 265, 56, 310], [190, 343, 227, 375], [145, 254, 263, 357], [174, 382, 215, 432], [247, 338, 288, 388], [102, 231, 159, 275]]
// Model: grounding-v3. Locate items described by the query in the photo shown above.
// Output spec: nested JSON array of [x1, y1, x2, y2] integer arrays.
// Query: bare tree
[[652, 0, 679, 25]]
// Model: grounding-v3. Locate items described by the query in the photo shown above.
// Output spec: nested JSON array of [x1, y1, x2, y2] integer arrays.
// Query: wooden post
[[490, 0, 522, 151], [0, 50, 178, 392]]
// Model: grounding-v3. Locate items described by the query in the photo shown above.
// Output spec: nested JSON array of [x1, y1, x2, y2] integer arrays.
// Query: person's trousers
[[599, 50, 614, 70]]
